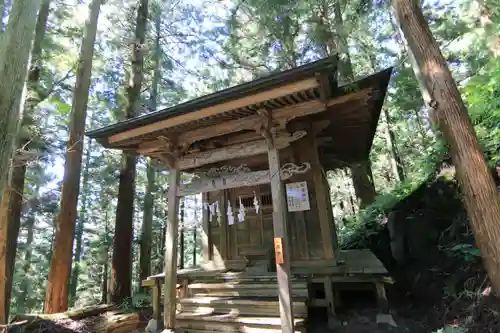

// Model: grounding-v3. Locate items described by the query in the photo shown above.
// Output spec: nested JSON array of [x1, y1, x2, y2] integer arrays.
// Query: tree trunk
[[70, 136, 93, 305], [110, 0, 148, 305], [0, 0, 42, 205], [138, 9, 160, 289], [0, 2, 52, 323], [101, 211, 109, 304], [351, 161, 376, 209], [139, 160, 155, 289], [44, 0, 102, 314], [393, 0, 500, 293], [331, 1, 377, 206], [179, 197, 185, 269], [19, 205, 35, 313], [0, 162, 26, 322], [193, 229, 197, 267], [382, 108, 405, 182]]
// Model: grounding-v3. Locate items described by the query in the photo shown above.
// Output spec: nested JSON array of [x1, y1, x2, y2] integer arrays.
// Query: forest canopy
[[0, 0, 498, 328]]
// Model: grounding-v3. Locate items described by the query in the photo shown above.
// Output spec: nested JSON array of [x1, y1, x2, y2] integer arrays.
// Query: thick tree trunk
[[0, 162, 26, 322], [0, 0, 42, 205], [0, 1, 51, 323], [138, 10, 160, 289], [70, 136, 93, 305], [331, 1, 377, 206], [44, 0, 102, 314], [110, 155, 136, 303], [351, 161, 376, 209], [110, 0, 148, 305], [393, 0, 500, 293]]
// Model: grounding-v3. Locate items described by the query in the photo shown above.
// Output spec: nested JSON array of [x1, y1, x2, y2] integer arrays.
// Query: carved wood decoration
[[173, 130, 307, 170], [176, 162, 311, 197]]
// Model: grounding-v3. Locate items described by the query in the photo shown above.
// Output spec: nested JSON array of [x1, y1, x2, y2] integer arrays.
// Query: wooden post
[[152, 279, 161, 321], [310, 136, 336, 261], [267, 144, 295, 333], [201, 192, 212, 262], [219, 190, 229, 261], [163, 168, 180, 330]]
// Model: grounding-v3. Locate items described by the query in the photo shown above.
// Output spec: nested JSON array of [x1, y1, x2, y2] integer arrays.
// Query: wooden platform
[[144, 270, 309, 333], [143, 249, 392, 332]]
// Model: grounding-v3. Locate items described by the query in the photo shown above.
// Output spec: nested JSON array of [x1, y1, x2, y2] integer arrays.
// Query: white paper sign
[[286, 181, 311, 212]]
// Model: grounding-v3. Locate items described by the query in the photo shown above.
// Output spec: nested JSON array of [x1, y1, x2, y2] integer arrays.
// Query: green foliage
[[446, 244, 482, 262], [462, 57, 500, 163]]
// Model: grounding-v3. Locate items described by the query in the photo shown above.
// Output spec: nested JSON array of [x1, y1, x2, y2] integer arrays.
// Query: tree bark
[[179, 197, 185, 269], [0, 0, 50, 323], [19, 203, 36, 313], [139, 160, 155, 288], [70, 136, 93, 305], [44, 0, 102, 314], [110, 0, 148, 305], [101, 211, 109, 304], [0, 162, 26, 322], [393, 0, 500, 293], [351, 161, 376, 209], [138, 9, 160, 289], [0, 0, 42, 206], [382, 108, 405, 182], [331, 1, 377, 206]]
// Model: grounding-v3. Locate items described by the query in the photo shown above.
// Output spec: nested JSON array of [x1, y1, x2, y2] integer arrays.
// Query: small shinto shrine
[[87, 56, 394, 333]]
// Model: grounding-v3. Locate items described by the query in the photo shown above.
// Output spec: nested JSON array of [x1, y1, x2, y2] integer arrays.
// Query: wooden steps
[[179, 296, 308, 317], [176, 311, 306, 333], [188, 281, 308, 298], [173, 273, 309, 332]]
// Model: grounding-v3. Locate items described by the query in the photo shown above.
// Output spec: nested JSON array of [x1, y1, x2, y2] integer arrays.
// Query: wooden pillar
[[219, 190, 229, 261], [201, 192, 212, 262], [310, 136, 336, 262], [163, 168, 180, 330], [267, 145, 295, 333]]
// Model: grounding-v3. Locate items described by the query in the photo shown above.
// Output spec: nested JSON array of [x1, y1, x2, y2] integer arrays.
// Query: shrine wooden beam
[[175, 162, 311, 197], [178, 88, 369, 146], [172, 131, 306, 170], [108, 78, 319, 144], [128, 88, 370, 152]]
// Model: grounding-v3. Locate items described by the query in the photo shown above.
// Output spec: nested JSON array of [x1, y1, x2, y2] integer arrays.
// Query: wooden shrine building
[[87, 56, 394, 333]]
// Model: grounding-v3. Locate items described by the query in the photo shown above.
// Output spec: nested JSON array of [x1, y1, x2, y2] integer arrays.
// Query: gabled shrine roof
[[86, 56, 338, 144], [86, 55, 393, 171]]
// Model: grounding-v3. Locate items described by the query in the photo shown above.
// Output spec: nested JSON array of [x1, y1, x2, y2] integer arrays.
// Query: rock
[[376, 313, 397, 327], [145, 319, 164, 333]]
